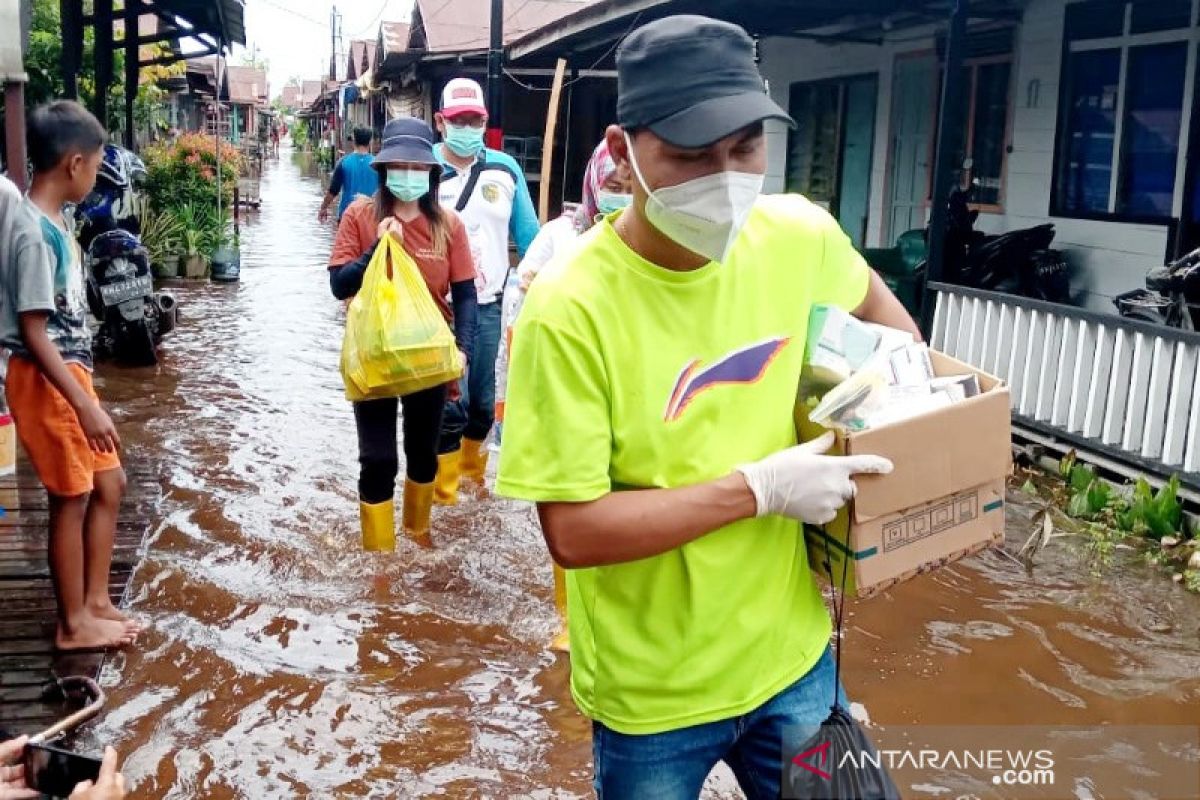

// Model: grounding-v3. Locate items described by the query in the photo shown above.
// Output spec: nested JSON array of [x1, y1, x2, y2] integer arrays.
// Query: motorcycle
[[75, 145, 178, 366], [936, 181, 1071, 303], [1114, 246, 1200, 330], [84, 229, 176, 366]]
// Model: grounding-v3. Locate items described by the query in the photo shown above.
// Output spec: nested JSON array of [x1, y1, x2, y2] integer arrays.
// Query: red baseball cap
[[441, 78, 488, 119]]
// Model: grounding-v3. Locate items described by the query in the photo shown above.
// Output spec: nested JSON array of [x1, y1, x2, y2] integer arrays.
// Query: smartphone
[[22, 741, 102, 798]]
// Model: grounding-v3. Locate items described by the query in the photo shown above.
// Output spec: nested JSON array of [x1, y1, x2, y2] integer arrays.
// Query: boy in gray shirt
[[1, 101, 141, 651]]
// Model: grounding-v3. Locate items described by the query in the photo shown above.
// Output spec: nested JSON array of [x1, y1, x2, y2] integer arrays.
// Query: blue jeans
[[592, 647, 847, 800], [441, 301, 501, 451]]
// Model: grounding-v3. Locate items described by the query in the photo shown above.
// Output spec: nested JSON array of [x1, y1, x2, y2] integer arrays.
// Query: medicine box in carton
[[797, 351, 1011, 598]]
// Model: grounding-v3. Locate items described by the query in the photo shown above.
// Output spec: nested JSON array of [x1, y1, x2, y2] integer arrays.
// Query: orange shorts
[[6, 357, 122, 497]]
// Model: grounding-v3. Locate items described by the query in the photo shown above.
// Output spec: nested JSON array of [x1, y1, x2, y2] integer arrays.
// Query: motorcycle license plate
[[100, 275, 152, 306]]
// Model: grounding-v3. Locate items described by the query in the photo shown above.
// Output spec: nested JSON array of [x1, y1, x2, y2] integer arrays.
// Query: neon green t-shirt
[[496, 194, 871, 735]]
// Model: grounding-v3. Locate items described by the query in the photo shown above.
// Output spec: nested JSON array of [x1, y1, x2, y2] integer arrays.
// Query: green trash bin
[[862, 229, 926, 318]]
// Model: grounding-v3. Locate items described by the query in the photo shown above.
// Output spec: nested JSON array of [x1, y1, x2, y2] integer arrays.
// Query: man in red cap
[[499, 14, 920, 799], [432, 77, 539, 505]]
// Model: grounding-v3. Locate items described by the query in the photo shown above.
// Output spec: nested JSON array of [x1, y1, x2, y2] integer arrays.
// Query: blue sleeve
[[490, 150, 540, 258], [328, 158, 346, 197]]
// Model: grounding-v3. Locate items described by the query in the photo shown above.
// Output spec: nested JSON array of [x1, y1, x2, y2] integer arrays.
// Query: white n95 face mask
[[624, 131, 763, 264]]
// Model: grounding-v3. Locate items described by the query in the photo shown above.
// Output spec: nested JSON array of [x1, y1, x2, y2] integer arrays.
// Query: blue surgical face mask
[[444, 123, 485, 157], [596, 190, 632, 215], [386, 168, 430, 202]]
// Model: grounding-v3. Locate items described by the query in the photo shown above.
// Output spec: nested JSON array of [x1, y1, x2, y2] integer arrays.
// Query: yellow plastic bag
[[341, 235, 462, 401]]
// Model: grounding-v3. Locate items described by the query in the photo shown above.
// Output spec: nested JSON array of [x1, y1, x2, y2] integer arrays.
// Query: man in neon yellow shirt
[[497, 14, 920, 798]]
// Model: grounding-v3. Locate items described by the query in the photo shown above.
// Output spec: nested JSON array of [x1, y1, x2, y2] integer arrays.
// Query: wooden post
[[60, 0, 82, 99], [123, 0, 137, 148], [93, 0, 113, 126], [920, 0, 970, 336], [4, 83, 27, 191], [538, 58, 568, 224]]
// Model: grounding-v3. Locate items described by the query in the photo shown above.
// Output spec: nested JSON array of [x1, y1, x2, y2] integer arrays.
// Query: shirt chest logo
[[481, 182, 501, 203], [664, 337, 791, 422]]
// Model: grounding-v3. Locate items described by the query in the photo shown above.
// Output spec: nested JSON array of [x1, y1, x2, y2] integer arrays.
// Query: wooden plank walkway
[[0, 458, 160, 734]]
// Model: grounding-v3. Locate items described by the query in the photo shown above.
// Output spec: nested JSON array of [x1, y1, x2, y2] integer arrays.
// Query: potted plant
[[140, 206, 184, 279], [176, 204, 212, 279], [182, 227, 207, 279], [210, 223, 241, 284]]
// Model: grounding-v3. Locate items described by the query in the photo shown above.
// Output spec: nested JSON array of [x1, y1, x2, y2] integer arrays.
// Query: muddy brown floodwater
[[74, 146, 1200, 798]]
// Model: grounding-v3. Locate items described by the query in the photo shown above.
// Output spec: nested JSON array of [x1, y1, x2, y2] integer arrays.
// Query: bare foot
[[87, 600, 145, 634], [56, 615, 139, 652]]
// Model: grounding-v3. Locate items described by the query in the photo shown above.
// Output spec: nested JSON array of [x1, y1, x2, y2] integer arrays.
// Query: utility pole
[[486, 0, 503, 150], [329, 5, 337, 81]]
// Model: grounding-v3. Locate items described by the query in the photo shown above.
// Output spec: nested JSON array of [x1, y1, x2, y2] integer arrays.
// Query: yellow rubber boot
[[402, 478, 435, 547], [360, 499, 395, 552], [433, 449, 462, 506], [460, 437, 489, 483], [550, 563, 570, 652]]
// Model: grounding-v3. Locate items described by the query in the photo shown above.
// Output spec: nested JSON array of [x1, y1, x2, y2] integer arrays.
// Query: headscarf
[[574, 140, 618, 233]]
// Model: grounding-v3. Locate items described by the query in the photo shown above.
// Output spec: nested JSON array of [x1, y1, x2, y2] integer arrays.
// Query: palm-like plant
[[139, 205, 185, 266]]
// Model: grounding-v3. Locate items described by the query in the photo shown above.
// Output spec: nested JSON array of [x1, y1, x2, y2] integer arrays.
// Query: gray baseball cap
[[616, 15, 794, 148]]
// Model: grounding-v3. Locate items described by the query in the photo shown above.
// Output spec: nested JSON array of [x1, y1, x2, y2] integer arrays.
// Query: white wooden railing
[[929, 283, 1200, 486]]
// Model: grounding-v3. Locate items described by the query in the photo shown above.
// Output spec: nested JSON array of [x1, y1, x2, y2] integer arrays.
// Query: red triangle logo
[[792, 740, 833, 780]]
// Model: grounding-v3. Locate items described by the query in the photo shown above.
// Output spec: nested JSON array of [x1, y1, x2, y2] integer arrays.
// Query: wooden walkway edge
[[0, 458, 160, 734]]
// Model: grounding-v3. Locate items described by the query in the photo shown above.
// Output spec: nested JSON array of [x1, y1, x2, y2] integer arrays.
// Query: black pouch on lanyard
[[784, 529, 903, 800]]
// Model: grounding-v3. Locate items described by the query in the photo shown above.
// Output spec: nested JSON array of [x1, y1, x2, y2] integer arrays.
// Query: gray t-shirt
[[0, 182, 93, 369]]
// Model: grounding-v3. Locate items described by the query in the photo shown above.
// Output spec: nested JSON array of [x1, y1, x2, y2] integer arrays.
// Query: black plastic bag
[[782, 530, 902, 799], [784, 704, 902, 800]]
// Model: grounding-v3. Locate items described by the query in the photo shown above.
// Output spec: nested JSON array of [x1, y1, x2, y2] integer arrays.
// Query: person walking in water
[[318, 127, 377, 223], [328, 117, 478, 548], [498, 16, 918, 798], [431, 78, 539, 505], [495, 139, 632, 652]]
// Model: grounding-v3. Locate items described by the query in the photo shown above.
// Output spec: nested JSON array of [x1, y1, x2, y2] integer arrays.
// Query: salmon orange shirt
[[328, 197, 476, 322]]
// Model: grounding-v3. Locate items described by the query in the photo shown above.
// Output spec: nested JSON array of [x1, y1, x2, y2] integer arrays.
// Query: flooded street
[[77, 146, 1200, 798]]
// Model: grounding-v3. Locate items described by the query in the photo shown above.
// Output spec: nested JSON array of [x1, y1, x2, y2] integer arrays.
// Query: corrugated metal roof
[[279, 83, 302, 108], [416, 0, 598, 53], [381, 21, 411, 56], [225, 65, 268, 106], [347, 39, 373, 80], [155, 0, 246, 46], [300, 79, 326, 107]]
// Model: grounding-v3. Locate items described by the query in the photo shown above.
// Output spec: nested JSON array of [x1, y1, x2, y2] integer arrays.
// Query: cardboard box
[[797, 351, 1011, 598]]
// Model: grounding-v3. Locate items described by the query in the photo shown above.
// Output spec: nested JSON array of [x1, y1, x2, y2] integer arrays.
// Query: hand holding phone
[[22, 741, 121, 799], [1, 735, 39, 800], [67, 747, 124, 800]]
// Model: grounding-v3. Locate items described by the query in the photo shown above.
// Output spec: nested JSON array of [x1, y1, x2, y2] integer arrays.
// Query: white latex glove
[[736, 432, 894, 524]]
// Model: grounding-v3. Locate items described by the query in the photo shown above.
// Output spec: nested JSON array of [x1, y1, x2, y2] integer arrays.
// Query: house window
[[1058, 49, 1121, 214], [934, 28, 1016, 208], [1120, 43, 1188, 215], [785, 82, 842, 203], [1053, 0, 1197, 220], [961, 60, 1012, 206]]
